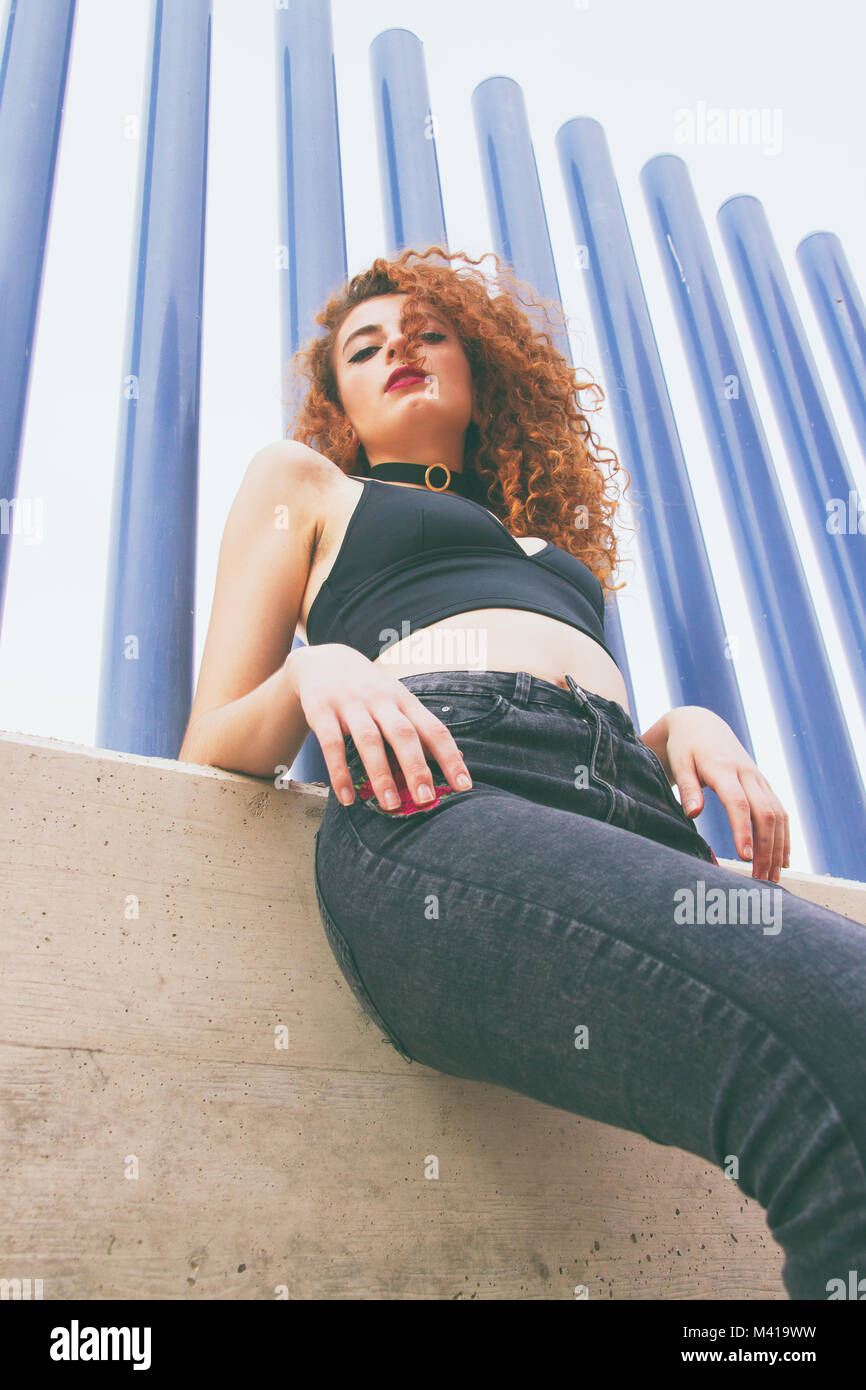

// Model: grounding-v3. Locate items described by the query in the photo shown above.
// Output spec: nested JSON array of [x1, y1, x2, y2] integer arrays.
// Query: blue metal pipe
[[97, 0, 212, 759], [641, 154, 866, 878], [471, 81, 571, 360], [556, 117, 752, 859], [717, 197, 866, 725], [275, 0, 347, 785], [797, 231, 866, 464], [369, 29, 447, 256], [0, 0, 77, 634], [471, 79, 639, 735]]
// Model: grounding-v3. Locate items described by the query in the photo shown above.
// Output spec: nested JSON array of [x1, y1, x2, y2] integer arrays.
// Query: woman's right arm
[[177, 440, 319, 777], [178, 656, 312, 781]]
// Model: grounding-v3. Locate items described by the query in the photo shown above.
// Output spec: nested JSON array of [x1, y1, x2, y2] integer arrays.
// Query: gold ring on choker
[[425, 464, 451, 491]]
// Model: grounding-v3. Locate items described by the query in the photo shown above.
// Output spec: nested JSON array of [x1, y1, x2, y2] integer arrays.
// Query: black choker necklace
[[367, 461, 480, 500]]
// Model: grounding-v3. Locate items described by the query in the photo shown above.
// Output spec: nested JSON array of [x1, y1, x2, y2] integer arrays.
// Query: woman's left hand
[[664, 706, 790, 882]]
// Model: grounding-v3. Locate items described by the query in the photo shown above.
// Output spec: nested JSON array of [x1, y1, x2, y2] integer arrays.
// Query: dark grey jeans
[[313, 669, 866, 1299]]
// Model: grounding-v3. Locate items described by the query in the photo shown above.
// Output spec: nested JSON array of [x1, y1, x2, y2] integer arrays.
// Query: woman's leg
[[314, 671, 866, 1299]]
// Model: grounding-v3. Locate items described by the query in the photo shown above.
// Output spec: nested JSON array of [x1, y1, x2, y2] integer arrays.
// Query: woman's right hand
[[284, 644, 474, 810]]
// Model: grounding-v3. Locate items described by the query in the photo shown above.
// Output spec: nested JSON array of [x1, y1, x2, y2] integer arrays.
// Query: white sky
[[2, 0, 865, 875]]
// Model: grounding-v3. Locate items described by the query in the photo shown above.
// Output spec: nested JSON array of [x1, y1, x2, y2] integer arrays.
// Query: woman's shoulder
[[243, 439, 329, 489]]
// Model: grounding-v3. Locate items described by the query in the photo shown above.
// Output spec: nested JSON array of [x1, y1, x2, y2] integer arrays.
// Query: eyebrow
[[340, 311, 448, 358]]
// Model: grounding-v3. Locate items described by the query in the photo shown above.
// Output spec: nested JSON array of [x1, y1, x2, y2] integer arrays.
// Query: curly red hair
[[283, 245, 633, 595]]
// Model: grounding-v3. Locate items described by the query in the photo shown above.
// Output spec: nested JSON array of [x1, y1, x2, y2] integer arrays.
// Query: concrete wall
[[3, 730, 864, 1300]]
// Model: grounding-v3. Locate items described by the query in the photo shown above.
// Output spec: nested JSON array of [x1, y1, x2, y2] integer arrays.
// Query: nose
[[385, 327, 406, 360]]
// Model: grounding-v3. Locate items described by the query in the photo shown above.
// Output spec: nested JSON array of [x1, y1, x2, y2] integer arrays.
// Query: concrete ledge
[[2, 731, 864, 1300]]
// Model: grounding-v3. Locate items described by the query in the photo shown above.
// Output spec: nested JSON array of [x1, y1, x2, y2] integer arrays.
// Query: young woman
[[179, 247, 866, 1300]]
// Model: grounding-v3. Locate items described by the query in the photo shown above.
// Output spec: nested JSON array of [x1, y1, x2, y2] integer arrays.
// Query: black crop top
[[304, 477, 618, 667]]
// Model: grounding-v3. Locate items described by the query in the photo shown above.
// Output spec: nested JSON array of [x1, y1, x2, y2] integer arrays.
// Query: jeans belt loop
[[514, 670, 532, 707]]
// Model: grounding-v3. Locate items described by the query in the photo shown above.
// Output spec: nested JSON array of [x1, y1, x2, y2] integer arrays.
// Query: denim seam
[[581, 698, 617, 823], [329, 811, 866, 1183]]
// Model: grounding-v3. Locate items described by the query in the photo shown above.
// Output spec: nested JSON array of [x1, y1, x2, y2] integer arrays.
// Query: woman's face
[[332, 292, 481, 472]]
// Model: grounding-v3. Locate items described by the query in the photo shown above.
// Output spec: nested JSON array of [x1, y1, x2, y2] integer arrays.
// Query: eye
[[348, 330, 445, 365]]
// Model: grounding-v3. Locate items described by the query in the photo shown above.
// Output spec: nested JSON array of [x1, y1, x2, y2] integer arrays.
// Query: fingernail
[[339, 788, 354, 806], [456, 772, 472, 789], [383, 788, 401, 808], [416, 783, 434, 802], [743, 841, 752, 860]]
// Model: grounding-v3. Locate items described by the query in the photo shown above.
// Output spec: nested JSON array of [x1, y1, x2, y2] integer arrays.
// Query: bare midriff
[[296, 468, 632, 720]]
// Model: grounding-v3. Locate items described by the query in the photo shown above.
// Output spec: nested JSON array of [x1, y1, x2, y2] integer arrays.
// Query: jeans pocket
[[357, 777, 480, 820], [411, 688, 512, 735], [341, 689, 510, 811], [313, 860, 414, 1063]]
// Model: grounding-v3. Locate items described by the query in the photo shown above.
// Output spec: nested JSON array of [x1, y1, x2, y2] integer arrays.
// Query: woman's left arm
[[653, 706, 790, 883]]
